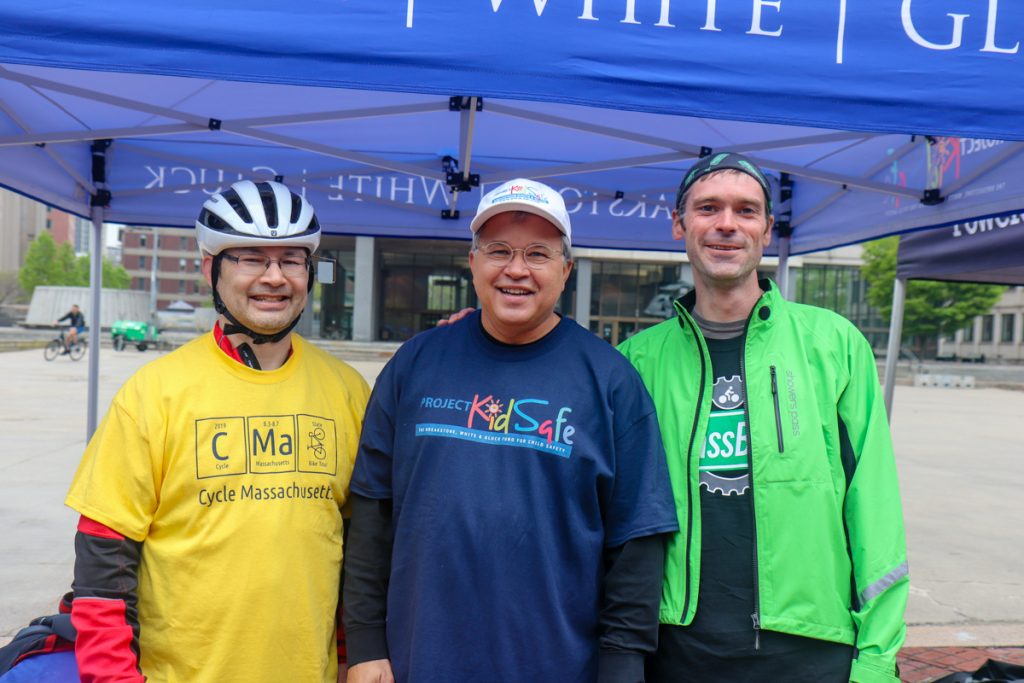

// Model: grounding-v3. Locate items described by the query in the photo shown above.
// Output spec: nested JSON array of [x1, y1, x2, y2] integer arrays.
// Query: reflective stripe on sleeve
[[859, 561, 909, 605]]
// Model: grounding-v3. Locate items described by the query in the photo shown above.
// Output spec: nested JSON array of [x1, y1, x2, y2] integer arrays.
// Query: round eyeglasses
[[222, 252, 311, 277], [476, 242, 563, 269]]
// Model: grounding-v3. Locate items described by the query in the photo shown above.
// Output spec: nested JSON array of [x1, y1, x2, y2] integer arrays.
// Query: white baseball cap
[[470, 178, 572, 245]]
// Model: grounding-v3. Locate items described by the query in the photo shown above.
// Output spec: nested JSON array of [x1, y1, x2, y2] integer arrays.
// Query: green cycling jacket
[[618, 281, 908, 683]]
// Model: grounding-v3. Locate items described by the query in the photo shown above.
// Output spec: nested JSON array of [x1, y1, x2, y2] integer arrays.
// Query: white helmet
[[197, 180, 321, 350], [196, 180, 320, 256]]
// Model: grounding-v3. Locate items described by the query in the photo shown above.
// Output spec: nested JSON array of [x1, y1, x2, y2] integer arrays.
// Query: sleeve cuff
[[344, 625, 389, 667], [598, 650, 645, 683], [850, 656, 901, 683]]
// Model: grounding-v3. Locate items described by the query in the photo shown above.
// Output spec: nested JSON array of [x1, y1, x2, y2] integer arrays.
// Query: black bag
[[934, 659, 1024, 683], [0, 593, 76, 674]]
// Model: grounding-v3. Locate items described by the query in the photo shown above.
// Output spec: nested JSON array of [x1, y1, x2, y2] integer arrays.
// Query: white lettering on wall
[[491, 0, 549, 16], [420, 177, 450, 206], [144, 166, 165, 190], [655, 0, 674, 28], [560, 187, 584, 214], [170, 167, 196, 194], [349, 175, 372, 201], [621, 0, 640, 25], [982, 0, 1019, 53], [702, 0, 721, 32], [748, 0, 783, 37], [390, 176, 415, 203], [902, 0, 967, 50]]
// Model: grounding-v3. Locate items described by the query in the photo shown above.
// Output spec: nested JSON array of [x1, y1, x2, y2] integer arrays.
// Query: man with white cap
[[344, 179, 678, 683]]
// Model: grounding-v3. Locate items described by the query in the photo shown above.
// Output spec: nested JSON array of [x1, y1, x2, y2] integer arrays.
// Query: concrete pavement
[[1, 343, 1022, 651]]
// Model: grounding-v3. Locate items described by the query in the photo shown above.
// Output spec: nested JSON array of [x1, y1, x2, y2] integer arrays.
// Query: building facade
[[121, 226, 207, 310], [0, 188, 48, 273], [939, 287, 1024, 364], [315, 236, 884, 347]]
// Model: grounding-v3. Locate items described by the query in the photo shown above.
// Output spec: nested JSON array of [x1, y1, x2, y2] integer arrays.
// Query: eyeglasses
[[476, 242, 563, 269], [222, 252, 311, 277]]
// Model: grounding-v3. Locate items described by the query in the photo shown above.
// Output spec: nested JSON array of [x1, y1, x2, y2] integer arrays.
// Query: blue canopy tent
[[881, 213, 1024, 413], [1, 1, 1023, 433], [897, 214, 1024, 286]]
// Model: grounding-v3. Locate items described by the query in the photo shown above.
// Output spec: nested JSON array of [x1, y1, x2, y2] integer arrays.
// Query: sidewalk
[[899, 646, 1024, 682], [1, 344, 1022, 681]]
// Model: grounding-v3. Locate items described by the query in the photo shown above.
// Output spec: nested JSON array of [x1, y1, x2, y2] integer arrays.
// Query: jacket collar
[[674, 278, 778, 324]]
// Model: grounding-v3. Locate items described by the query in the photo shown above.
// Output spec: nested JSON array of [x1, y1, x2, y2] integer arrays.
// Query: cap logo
[[492, 185, 549, 205]]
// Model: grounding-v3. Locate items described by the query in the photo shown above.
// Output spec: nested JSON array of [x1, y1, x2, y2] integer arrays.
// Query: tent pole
[[87, 204, 104, 440], [776, 236, 791, 299], [883, 277, 907, 423]]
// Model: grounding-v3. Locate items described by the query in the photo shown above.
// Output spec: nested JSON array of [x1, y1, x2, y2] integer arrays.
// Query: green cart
[[111, 320, 158, 352]]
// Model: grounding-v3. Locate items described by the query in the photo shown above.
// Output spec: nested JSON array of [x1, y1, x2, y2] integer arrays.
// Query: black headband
[[676, 152, 773, 213]]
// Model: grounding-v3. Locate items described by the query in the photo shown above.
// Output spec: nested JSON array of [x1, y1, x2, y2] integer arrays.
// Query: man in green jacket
[[618, 152, 908, 683]]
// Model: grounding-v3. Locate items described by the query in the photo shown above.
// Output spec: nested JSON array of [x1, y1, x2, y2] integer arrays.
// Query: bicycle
[[44, 329, 87, 361]]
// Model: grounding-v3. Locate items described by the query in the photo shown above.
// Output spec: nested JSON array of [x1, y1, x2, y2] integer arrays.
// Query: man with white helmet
[[65, 180, 370, 682]]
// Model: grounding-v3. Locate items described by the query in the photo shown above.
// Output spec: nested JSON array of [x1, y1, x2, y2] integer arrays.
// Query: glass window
[[140, 234, 147, 248], [138, 255, 146, 269], [318, 246, 356, 341], [963, 321, 975, 342], [379, 246, 475, 341], [1001, 313, 1015, 343], [179, 258, 187, 270], [981, 315, 994, 342], [793, 264, 886, 350], [589, 260, 688, 344]]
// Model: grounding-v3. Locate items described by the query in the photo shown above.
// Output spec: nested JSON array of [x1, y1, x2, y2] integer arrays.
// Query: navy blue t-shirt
[[351, 312, 677, 683]]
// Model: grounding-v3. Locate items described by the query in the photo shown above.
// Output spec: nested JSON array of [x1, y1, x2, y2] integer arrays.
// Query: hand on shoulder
[[435, 308, 475, 327]]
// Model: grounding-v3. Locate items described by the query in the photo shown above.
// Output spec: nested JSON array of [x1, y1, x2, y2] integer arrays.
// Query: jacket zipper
[[770, 366, 785, 453], [678, 314, 708, 624], [740, 313, 761, 651]]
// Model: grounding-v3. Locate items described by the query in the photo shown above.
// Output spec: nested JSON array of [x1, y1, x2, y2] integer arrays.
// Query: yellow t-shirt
[[67, 332, 370, 682]]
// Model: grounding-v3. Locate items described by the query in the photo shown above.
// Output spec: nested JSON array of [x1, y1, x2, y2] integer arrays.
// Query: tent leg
[[87, 206, 104, 440], [883, 277, 906, 424], [776, 236, 791, 299]]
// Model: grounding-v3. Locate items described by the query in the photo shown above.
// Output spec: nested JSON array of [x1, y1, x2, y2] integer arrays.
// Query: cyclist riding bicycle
[[54, 304, 85, 352]]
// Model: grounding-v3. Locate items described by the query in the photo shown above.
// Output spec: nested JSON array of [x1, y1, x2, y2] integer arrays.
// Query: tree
[[18, 232, 61, 295], [71, 253, 131, 289], [55, 241, 78, 284], [861, 236, 1004, 351], [19, 232, 132, 295]]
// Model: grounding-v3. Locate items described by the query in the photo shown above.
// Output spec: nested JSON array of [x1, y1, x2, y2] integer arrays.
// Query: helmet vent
[[198, 208, 228, 231], [290, 193, 303, 224], [221, 188, 253, 224], [255, 181, 279, 228]]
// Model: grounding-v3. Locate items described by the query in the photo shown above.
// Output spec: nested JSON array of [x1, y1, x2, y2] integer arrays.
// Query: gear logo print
[[701, 471, 750, 496], [712, 375, 744, 410], [701, 374, 749, 496]]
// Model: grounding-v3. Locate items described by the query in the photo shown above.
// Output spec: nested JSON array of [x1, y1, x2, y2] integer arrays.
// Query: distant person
[[55, 304, 85, 350], [344, 178, 678, 683], [65, 180, 370, 681], [618, 153, 909, 682]]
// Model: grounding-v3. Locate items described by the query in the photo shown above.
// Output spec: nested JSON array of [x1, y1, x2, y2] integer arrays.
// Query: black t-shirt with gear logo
[[647, 321, 853, 683]]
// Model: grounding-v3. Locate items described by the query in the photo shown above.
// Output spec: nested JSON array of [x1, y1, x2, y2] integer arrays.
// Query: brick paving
[[899, 646, 1024, 682]]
